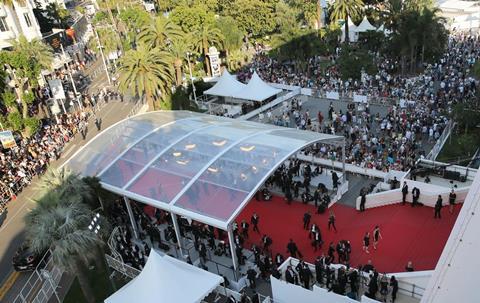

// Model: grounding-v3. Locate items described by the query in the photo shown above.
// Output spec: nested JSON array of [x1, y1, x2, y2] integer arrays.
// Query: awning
[[105, 250, 224, 303], [204, 70, 246, 98], [232, 72, 281, 102], [356, 17, 377, 32]]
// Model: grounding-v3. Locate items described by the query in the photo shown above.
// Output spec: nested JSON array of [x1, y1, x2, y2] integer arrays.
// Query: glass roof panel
[[65, 111, 343, 228], [174, 181, 249, 222], [66, 111, 202, 176], [172, 129, 322, 223], [100, 117, 217, 188], [127, 123, 262, 203]]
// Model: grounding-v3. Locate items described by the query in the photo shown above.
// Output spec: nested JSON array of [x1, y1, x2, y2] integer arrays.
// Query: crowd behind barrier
[[236, 32, 479, 174]]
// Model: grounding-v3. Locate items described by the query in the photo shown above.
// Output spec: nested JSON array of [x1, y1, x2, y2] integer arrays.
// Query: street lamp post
[[186, 52, 197, 104], [59, 42, 83, 111], [93, 26, 112, 85], [89, 213, 117, 292]]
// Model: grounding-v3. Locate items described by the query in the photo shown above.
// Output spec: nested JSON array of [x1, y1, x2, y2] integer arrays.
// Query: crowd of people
[[240, 32, 479, 172], [0, 112, 89, 206]]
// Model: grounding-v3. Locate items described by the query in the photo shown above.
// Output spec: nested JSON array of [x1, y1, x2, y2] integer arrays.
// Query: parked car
[[12, 245, 46, 272]]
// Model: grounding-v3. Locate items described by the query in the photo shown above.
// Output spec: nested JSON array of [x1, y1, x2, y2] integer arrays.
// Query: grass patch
[[437, 127, 480, 164], [64, 266, 128, 303]]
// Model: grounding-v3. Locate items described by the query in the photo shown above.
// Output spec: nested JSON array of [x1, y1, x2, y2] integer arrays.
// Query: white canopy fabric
[[356, 17, 376, 32], [105, 250, 223, 303], [341, 17, 358, 42], [232, 72, 281, 102], [452, 12, 480, 30], [204, 70, 246, 98]]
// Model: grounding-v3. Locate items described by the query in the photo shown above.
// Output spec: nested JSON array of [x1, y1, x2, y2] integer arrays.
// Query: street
[[0, 97, 135, 302]]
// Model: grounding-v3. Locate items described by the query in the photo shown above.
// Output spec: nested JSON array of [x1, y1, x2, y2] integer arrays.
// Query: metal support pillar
[[342, 138, 347, 183], [171, 213, 185, 258], [123, 196, 139, 240], [227, 225, 239, 279]]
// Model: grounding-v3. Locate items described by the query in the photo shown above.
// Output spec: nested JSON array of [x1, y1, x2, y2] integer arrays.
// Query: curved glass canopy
[[65, 111, 343, 229]]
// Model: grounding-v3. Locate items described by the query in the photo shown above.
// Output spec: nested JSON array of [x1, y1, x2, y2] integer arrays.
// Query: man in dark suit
[[412, 187, 420, 207], [303, 212, 312, 230], [315, 255, 325, 285], [401, 181, 409, 205], [434, 195, 443, 219], [247, 267, 257, 289], [332, 171, 339, 189], [287, 239, 299, 258], [285, 265, 296, 284], [359, 189, 366, 212], [251, 213, 260, 233]]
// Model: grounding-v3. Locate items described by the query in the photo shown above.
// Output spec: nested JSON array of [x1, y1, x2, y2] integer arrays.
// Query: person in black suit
[[247, 267, 257, 289], [332, 171, 339, 189], [241, 220, 249, 239], [314, 255, 325, 285], [401, 181, 409, 205], [251, 213, 260, 233], [434, 195, 443, 219], [359, 189, 366, 212], [412, 187, 420, 207], [287, 239, 299, 258], [285, 265, 296, 284], [449, 189, 457, 214], [313, 230, 322, 251], [303, 212, 312, 230]]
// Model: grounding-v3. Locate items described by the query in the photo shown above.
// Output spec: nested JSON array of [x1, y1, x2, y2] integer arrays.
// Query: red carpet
[[237, 196, 461, 273]]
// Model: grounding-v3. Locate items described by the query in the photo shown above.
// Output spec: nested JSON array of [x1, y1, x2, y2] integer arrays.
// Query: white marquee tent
[[341, 17, 358, 42], [204, 70, 246, 98], [105, 250, 224, 303], [356, 17, 377, 33], [205, 70, 281, 102], [231, 72, 281, 102]]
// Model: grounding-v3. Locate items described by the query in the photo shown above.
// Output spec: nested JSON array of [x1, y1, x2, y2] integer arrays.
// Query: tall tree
[[330, 0, 364, 43], [169, 34, 193, 87], [193, 23, 223, 77], [118, 44, 174, 110], [26, 169, 101, 303], [0, 36, 53, 120], [138, 16, 182, 49]]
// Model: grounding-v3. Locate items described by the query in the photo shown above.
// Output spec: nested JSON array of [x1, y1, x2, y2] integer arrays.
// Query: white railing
[[277, 257, 425, 301], [238, 88, 301, 120], [105, 254, 141, 279], [13, 250, 63, 303], [296, 153, 408, 181], [355, 181, 471, 210], [426, 121, 456, 161]]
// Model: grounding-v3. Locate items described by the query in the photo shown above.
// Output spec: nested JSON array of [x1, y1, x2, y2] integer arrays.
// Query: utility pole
[[60, 42, 83, 110], [93, 26, 112, 85]]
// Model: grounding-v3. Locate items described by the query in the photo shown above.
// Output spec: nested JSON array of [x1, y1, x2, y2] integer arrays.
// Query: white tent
[[105, 250, 224, 303], [204, 70, 246, 98], [452, 12, 480, 30], [341, 17, 358, 42], [232, 72, 281, 102], [356, 17, 377, 33]]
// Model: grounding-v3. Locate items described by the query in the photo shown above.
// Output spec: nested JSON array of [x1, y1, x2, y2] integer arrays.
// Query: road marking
[[0, 271, 20, 301], [61, 144, 77, 159], [0, 202, 28, 233]]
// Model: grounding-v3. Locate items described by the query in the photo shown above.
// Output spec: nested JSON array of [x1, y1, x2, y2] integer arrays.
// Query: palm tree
[[138, 16, 182, 50], [118, 44, 174, 111], [193, 23, 223, 77], [26, 200, 101, 303], [169, 34, 193, 87], [7, 35, 53, 118], [330, 0, 364, 43], [26, 169, 102, 303], [37, 168, 92, 201]]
